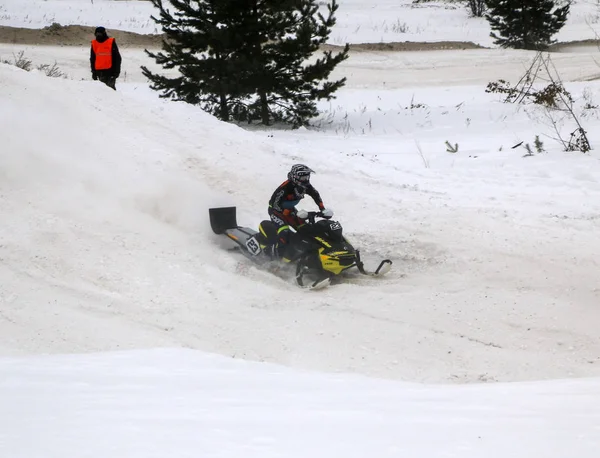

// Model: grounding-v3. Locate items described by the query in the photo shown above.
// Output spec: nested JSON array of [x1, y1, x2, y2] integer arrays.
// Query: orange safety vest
[[91, 37, 114, 70]]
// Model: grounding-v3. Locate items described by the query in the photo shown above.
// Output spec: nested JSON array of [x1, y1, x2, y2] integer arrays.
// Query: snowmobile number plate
[[245, 236, 262, 256]]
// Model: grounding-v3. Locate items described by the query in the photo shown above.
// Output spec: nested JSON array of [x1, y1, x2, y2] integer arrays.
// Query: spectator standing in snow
[[90, 26, 122, 90]]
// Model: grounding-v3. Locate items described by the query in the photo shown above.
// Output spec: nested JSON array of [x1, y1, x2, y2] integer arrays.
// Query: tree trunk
[[215, 53, 229, 121], [260, 91, 270, 125], [219, 91, 230, 122]]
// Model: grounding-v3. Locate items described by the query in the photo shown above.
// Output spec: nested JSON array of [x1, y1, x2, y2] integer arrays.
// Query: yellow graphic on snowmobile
[[314, 237, 331, 248], [319, 248, 356, 275]]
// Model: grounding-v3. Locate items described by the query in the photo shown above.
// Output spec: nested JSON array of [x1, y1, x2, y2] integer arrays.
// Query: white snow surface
[[1, 1, 600, 457], [1, 348, 600, 458]]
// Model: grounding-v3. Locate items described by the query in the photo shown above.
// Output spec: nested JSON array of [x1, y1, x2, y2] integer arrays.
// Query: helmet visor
[[296, 173, 310, 183]]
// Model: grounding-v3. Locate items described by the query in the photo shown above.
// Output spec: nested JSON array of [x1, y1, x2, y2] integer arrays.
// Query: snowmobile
[[209, 206, 392, 289]]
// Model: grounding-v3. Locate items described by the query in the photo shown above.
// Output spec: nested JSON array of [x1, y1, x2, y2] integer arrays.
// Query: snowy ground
[[1, 349, 600, 458], [1, 1, 600, 457]]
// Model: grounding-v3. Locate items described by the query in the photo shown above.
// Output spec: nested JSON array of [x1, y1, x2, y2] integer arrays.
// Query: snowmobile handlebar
[[305, 211, 331, 224]]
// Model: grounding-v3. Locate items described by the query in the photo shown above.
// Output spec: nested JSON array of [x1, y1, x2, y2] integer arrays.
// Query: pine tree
[[485, 0, 570, 50], [142, 0, 252, 121], [142, 0, 349, 127], [233, 0, 350, 126]]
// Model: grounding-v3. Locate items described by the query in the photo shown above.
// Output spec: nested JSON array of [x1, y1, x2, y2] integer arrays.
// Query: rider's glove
[[322, 208, 334, 219], [296, 209, 309, 219]]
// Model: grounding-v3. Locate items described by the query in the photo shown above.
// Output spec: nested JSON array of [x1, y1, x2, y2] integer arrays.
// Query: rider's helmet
[[288, 164, 315, 190]]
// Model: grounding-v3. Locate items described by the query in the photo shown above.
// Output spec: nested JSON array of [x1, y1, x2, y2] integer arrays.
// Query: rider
[[267, 164, 333, 261]]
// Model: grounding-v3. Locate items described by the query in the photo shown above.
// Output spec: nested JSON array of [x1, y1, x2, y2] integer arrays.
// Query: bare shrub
[[486, 52, 591, 153], [2, 51, 67, 78], [44, 22, 64, 35], [37, 62, 66, 78], [467, 0, 486, 17], [10, 51, 32, 71]]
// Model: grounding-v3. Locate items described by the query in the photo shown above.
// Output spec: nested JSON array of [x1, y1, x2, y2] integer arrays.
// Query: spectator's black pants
[[98, 73, 117, 91]]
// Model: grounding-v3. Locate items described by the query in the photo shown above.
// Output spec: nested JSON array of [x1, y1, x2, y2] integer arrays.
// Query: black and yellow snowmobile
[[209, 206, 392, 289]]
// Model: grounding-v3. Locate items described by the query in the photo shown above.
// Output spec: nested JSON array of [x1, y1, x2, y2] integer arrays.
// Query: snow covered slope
[[2, 57, 600, 383]]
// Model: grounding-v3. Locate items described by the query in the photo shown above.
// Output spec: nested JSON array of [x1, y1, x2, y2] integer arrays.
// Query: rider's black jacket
[[269, 180, 324, 213]]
